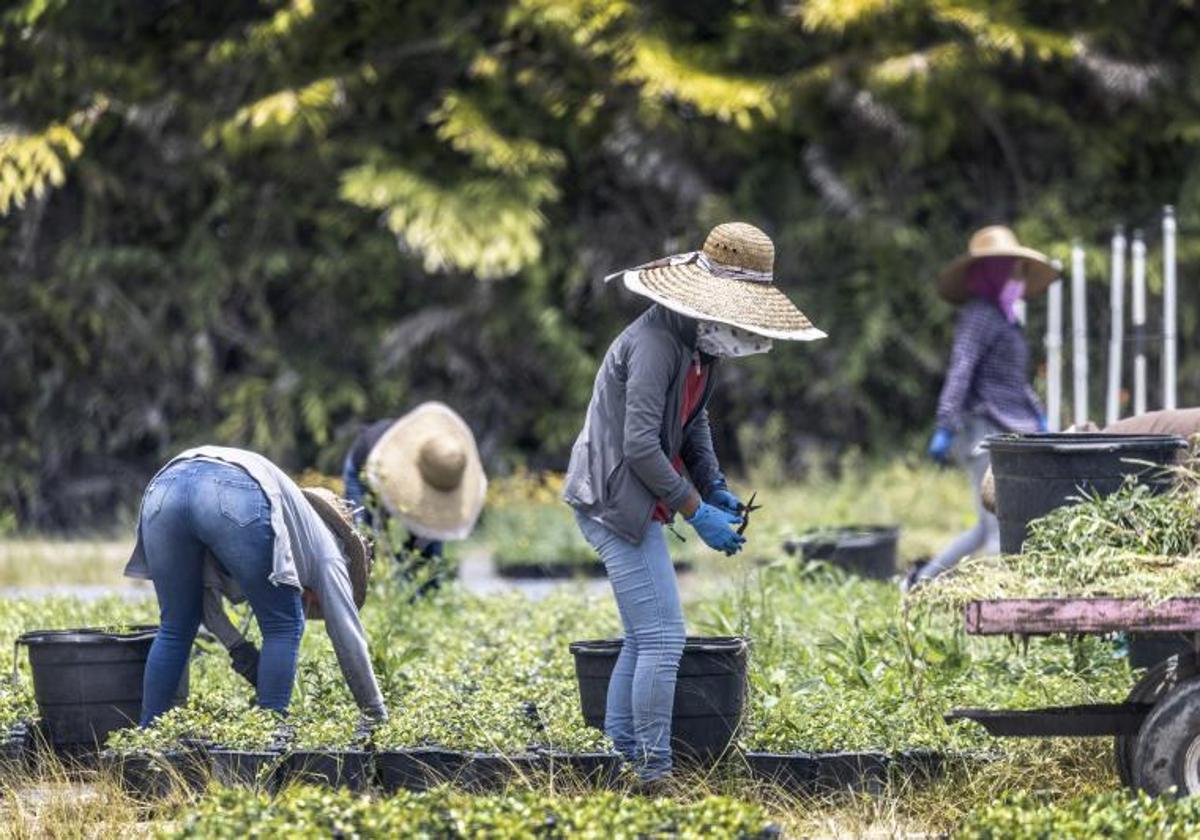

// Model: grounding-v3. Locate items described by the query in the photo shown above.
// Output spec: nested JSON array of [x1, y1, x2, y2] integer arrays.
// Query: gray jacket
[[564, 305, 726, 543]]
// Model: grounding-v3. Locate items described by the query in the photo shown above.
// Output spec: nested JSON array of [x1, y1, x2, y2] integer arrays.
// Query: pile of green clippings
[[910, 477, 1200, 611]]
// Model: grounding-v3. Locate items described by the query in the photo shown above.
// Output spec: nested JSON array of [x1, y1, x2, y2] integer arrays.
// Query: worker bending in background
[[342, 402, 487, 593]]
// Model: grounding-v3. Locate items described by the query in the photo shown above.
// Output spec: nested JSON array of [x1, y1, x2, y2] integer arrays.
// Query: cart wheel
[[1116, 659, 1182, 787], [1133, 675, 1200, 797]]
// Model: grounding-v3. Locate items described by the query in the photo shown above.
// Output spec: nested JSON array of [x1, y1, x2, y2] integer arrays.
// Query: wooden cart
[[946, 597, 1200, 795]]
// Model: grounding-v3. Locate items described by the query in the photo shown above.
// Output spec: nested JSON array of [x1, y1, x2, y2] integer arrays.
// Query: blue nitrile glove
[[1038, 413, 1049, 432], [686, 502, 745, 556], [927, 427, 955, 464], [708, 488, 743, 515]]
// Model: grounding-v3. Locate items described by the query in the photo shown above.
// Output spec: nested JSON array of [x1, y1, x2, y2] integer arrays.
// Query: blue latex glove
[[686, 502, 745, 556], [927, 427, 955, 464], [707, 488, 743, 515], [1037, 414, 1049, 432]]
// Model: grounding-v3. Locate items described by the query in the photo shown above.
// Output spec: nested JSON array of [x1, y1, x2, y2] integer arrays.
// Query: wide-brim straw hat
[[301, 487, 374, 620], [938, 225, 1059, 303], [364, 402, 487, 542], [607, 222, 826, 341]]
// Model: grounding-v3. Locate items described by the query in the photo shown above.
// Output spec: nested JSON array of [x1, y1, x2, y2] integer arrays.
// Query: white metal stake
[[1071, 242, 1089, 426], [1105, 227, 1127, 426], [1132, 230, 1148, 416], [1163, 205, 1178, 410], [1045, 270, 1064, 432]]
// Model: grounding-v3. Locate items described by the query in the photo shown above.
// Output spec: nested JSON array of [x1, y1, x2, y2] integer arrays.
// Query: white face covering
[[695, 321, 773, 358]]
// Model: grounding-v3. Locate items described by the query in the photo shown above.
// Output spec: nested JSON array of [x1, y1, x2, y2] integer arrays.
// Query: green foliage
[[170, 785, 777, 839], [957, 790, 1200, 839], [481, 502, 596, 569]]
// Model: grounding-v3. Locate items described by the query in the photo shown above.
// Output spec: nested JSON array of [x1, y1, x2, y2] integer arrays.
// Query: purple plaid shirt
[[936, 299, 1042, 433]]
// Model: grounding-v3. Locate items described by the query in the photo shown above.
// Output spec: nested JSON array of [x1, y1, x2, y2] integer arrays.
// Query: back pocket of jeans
[[141, 476, 175, 524], [218, 484, 264, 527]]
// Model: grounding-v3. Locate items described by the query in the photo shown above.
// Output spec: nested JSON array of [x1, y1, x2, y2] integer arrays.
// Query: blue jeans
[[138, 459, 304, 724], [575, 511, 685, 781]]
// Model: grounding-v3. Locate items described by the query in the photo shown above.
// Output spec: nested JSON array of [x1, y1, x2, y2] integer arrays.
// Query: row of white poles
[[1044, 206, 1178, 429]]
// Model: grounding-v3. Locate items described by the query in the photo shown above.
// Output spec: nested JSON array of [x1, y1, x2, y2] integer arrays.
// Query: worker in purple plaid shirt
[[905, 227, 1059, 590]]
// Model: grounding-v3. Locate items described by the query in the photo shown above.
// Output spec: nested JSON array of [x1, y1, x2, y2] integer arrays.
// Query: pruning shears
[[737, 491, 762, 536]]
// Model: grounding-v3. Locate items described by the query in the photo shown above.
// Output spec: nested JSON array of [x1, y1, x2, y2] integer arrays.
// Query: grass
[[0, 539, 141, 588]]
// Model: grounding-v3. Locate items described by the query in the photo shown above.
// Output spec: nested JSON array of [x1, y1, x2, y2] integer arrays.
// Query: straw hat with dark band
[[607, 222, 826, 342], [938, 225, 1059, 303], [301, 487, 374, 620], [364, 402, 487, 542]]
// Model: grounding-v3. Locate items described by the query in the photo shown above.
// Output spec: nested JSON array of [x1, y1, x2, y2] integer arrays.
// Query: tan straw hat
[[938, 225, 1059, 303], [364, 402, 487, 542], [609, 222, 826, 341], [300, 487, 374, 620]]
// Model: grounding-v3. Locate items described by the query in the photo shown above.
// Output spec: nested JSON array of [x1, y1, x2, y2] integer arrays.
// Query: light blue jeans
[[575, 511, 685, 781], [138, 459, 304, 724], [917, 415, 1002, 583]]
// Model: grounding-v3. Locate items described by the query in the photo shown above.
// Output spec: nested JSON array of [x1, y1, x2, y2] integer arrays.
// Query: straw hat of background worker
[[937, 225, 1059, 303], [364, 402, 487, 542]]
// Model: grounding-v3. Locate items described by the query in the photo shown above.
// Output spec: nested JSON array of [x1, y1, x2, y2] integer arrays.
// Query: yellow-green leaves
[[209, 77, 344, 152], [0, 123, 82, 215], [431, 93, 565, 177], [340, 164, 557, 279], [625, 35, 778, 130], [796, 0, 895, 33]]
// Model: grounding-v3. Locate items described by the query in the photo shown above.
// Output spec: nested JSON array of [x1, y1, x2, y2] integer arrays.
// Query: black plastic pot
[[985, 433, 1187, 554], [1127, 633, 1196, 670], [375, 747, 463, 792], [0, 723, 30, 775], [814, 751, 891, 794], [282, 749, 372, 791], [541, 750, 623, 787], [784, 526, 899, 580], [744, 751, 819, 791], [103, 749, 207, 800], [17, 626, 189, 753], [209, 748, 283, 791], [891, 748, 947, 784], [456, 751, 542, 792], [569, 636, 749, 764]]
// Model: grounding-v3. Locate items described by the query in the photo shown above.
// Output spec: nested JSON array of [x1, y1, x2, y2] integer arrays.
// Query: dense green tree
[[3, 0, 1199, 528]]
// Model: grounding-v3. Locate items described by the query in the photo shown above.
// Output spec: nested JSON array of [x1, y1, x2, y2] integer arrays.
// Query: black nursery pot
[[542, 751, 623, 787], [570, 636, 749, 765], [745, 751, 890, 795], [0, 723, 31, 775], [18, 626, 189, 755], [785, 526, 899, 580], [209, 748, 283, 792], [375, 747, 464, 792], [283, 749, 372, 791], [985, 433, 1187, 554], [104, 749, 206, 801], [456, 751, 542, 792]]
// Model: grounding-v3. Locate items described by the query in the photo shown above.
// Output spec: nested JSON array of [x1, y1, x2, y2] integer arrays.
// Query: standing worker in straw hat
[[564, 222, 825, 784], [125, 446, 385, 725], [905, 226, 1059, 591], [341, 403, 487, 589]]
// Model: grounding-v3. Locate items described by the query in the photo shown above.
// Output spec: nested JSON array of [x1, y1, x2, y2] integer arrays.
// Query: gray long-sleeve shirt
[[125, 446, 386, 719], [564, 304, 726, 543]]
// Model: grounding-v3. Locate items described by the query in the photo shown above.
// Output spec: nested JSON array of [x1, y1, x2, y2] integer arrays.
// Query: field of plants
[[0, 462, 1173, 837]]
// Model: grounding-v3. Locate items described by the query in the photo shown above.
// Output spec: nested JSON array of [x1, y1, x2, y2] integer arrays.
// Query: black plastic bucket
[[1128, 633, 1196, 670], [784, 526, 899, 580], [984, 434, 1188, 554], [17, 626, 189, 751], [569, 636, 749, 764]]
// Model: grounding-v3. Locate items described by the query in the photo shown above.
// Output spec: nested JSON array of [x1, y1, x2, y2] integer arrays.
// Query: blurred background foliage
[[3, 0, 1200, 529]]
